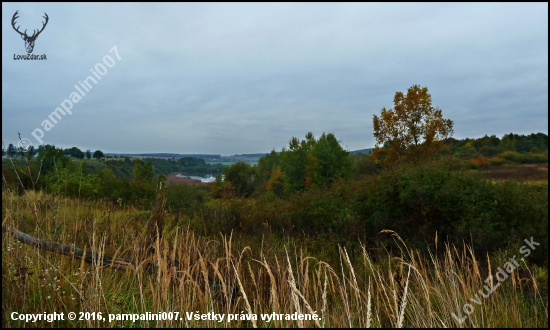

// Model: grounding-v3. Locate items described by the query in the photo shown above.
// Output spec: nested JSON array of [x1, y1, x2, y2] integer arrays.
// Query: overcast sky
[[2, 3, 548, 155]]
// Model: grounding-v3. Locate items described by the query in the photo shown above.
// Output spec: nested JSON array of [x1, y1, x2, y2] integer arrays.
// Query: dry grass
[[2, 189, 548, 327], [478, 164, 548, 184]]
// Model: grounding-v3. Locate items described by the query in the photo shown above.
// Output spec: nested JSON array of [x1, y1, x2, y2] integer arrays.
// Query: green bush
[[351, 160, 548, 258], [499, 150, 548, 164], [479, 146, 503, 157], [489, 157, 506, 166], [499, 150, 521, 162]]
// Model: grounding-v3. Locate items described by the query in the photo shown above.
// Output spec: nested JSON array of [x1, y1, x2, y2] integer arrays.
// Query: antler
[[11, 10, 26, 37], [30, 13, 49, 38], [11, 11, 49, 39]]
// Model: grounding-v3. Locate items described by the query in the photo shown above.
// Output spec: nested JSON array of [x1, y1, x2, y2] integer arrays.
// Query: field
[[479, 163, 548, 184], [2, 152, 548, 327], [2, 187, 548, 327]]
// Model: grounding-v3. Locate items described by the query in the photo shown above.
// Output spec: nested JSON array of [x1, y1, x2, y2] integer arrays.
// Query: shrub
[[454, 143, 479, 159], [479, 145, 504, 157], [489, 156, 506, 166], [499, 150, 548, 164], [499, 150, 527, 164], [468, 156, 489, 167], [352, 160, 548, 258]]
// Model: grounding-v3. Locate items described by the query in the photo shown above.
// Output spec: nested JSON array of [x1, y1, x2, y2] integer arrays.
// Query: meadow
[[2, 166, 548, 327]]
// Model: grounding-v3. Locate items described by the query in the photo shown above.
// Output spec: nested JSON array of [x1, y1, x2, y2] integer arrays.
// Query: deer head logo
[[12, 10, 49, 54]]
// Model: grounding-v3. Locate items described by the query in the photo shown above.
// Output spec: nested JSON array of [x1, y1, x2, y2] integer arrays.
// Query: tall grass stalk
[[2, 189, 547, 327]]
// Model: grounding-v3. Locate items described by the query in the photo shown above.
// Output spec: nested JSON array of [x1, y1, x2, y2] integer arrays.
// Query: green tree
[[37, 144, 71, 173], [85, 149, 92, 159], [24, 146, 37, 160], [279, 132, 353, 193], [45, 162, 100, 198], [372, 85, 454, 165], [499, 134, 516, 151], [133, 159, 154, 181], [256, 150, 281, 189], [474, 134, 500, 150], [306, 133, 354, 188], [354, 153, 377, 176], [17, 145, 26, 158], [223, 161, 257, 197], [93, 150, 104, 160], [266, 166, 285, 196], [7, 143, 17, 158], [454, 140, 479, 159], [66, 147, 85, 159], [280, 132, 316, 193]]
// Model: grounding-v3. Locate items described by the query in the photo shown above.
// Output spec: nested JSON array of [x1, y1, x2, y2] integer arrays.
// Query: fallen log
[[2, 175, 168, 272], [2, 223, 137, 270]]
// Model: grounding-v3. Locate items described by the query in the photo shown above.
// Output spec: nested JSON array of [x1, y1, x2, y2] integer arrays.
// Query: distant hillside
[[350, 148, 374, 154], [105, 153, 221, 159], [231, 153, 271, 158], [232, 149, 374, 157], [105, 149, 374, 161]]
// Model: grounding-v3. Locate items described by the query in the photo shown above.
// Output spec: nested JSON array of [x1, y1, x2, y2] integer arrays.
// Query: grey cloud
[[2, 3, 547, 155]]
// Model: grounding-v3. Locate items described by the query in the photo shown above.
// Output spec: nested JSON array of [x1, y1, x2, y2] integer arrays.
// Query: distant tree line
[[446, 133, 548, 158]]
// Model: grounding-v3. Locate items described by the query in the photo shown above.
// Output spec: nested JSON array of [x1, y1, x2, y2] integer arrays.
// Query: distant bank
[[105, 148, 373, 163]]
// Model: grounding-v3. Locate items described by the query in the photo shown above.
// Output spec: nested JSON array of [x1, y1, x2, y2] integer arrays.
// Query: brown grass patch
[[478, 164, 548, 183]]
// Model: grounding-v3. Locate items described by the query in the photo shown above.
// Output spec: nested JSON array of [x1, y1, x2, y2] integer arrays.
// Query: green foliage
[[500, 134, 516, 151], [499, 151, 548, 164], [22, 146, 37, 160], [478, 145, 503, 157], [2, 130, 548, 266], [177, 156, 206, 167], [489, 156, 506, 166], [513, 132, 548, 153], [289, 181, 361, 240], [279, 132, 353, 194], [447, 133, 548, 166], [256, 150, 281, 190], [474, 134, 501, 149], [280, 132, 316, 193], [65, 146, 85, 159], [45, 163, 101, 198], [266, 166, 284, 197], [6, 143, 17, 157], [166, 183, 208, 215], [92, 150, 104, 160], [223, 161, 257, 197], [204, 157, 547, 262], [453, 141, 479, 159], [37, 144, 71, 173], [133, 159, 154, 181], [306, 133, 354, 187], [353, 160, 548, 259], [354, 153, 378, 177]]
